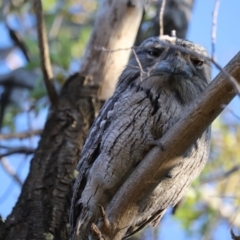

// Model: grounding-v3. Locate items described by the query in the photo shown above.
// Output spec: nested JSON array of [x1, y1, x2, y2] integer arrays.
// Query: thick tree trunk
[[80, 0, 144, 100], [1, 74, 100, 240]]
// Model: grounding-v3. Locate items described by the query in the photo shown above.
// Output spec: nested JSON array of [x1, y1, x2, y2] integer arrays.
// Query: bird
[[70, 36, 211, 240]]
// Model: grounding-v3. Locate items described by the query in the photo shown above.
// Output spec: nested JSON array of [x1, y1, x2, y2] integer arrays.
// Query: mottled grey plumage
[[70, 36, 211, 239]]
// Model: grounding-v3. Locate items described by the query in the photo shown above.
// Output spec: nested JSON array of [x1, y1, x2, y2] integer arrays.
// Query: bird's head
[[120, 36, 211, 104]]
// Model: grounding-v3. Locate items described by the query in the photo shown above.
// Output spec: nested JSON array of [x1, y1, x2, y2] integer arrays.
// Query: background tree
[[0, 0, 240, 239]]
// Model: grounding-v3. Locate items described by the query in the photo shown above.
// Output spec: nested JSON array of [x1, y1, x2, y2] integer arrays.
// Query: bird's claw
[[90, 205, 112, 240], [98, 205, 111, 234], [91, 223, 105, 240]]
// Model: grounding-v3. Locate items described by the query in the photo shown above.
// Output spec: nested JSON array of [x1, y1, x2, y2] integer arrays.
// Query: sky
[[187, 0, 240, 120], [0, 1, 240, 239]]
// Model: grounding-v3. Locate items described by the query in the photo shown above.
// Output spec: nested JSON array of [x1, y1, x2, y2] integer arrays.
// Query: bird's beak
[[154, 53, 193, 78]]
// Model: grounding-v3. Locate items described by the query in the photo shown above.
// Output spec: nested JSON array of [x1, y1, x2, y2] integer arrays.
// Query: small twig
[[132, 48, 144, 81], [125, 64, 141, 71], [147, 60, 160, 78], [0, 129, 42, 140], [49, 15, 63, 39], [200, 165, 240, 184], [159, 0, 166, 36], [26, 108, 34, 145], [2, 0, 30, 62], [171, 30, 176, 37], [33, 0, 58, 106], [0, 146, 35, 158], [49, 0, 65, 39], [97, 39, 240, 96], [146, 39, 240, 94], [222, 105, 240, 121], [211, 58, 240, 96], [211, 0, 220, 60], [0, 157, 22, 186], [97, 46, 137, 53]]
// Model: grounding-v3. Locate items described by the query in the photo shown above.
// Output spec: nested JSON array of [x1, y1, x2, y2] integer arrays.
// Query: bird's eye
[[191, 58, 204, 67], [148, 49, 162, 58]]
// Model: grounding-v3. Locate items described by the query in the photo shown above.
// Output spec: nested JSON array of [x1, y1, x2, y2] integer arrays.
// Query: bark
[[1, 74, 100, 240], [0, 0, 143, 239], [97, 52, 240, 239]]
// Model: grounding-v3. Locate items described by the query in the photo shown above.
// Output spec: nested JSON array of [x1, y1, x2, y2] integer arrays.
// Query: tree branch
[[211, 0, 220, 60], [100, 51, 240, 239], [0, 129, 42, 140], [157, 0, 194, 38], [0, 157, 23, 186], [0, 68, 36, 89], [200, 165, 240, 184], [80, 0, 144, 100], [0, 146, 35, 158], [135, 0, 194, 45], [33, 0, 59, 106], [159, 0, 166, 36]]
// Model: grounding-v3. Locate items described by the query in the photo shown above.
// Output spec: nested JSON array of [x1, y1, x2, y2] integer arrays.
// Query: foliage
[[1, 0, 96, 130]]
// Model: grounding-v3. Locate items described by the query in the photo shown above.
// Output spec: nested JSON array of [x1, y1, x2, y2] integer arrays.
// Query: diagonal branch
[[132, 49, 144, 81], [200, 165, 240, 184], [211, 0, 220, 60], [0, 157, 23, 186]]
